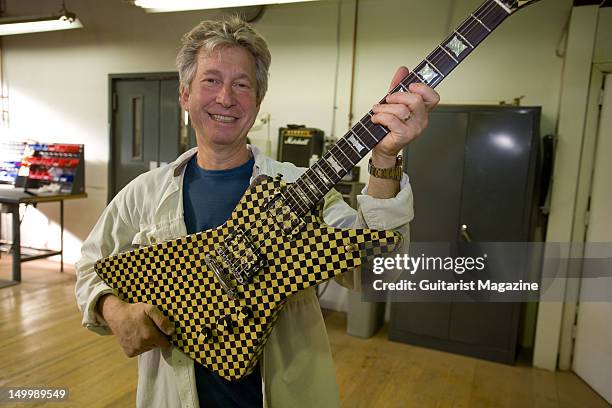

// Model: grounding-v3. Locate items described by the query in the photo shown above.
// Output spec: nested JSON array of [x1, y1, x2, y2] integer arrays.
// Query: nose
[[215, 83, 234, 107]]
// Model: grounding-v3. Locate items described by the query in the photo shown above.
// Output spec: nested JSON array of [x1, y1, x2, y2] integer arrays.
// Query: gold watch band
[[368, 155, 403, 181]]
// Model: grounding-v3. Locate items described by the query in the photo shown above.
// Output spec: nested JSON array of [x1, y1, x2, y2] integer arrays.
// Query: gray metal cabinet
[[389, 105, 541, 364]]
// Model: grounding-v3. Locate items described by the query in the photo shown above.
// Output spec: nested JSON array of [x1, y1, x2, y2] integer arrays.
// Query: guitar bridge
[[217, 227, 265, 285]]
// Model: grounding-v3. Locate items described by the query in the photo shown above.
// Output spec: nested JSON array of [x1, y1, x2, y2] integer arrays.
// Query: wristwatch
[[368, 155, 403, 181]]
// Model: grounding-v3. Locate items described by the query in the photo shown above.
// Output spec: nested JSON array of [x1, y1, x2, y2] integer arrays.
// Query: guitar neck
[[285, 0, 514, 216]]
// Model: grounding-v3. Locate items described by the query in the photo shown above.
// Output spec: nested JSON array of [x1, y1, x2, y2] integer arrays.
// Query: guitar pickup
[[217, 227, 265, 285]]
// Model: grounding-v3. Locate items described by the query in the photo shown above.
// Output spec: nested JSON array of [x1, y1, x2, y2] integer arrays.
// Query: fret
[[471, 13, 491, 32], [332, 144, 356, 171], [423, 58, 445, 79], [443, 34, 469, 60], [457, 21, 488, 47], [285, 0, 515, 215], [491, 0, 512, 14], [398, 73, 423, 94], [285, 186, 307, 214], [327, 151, 345, 174], [319, 155, 343, 183], [337, 138, 361, 165], [310, 165, 333, 192], [288, 182, 310, 211], [438, 44, 459, 63], [458, 1, 508, 47], [454, 30, 474, 49], [342, 134, 362, 156], [426, 48, 456, 77], [354, 119, 379, 143], [304, 171, 325, 196], [294, 179, 317, 206], [312, 163, 331, 185], [413, 69, 426, 84], [415, 61, 443, 87], [305, 165, 325, 187], [476, 0, 510, 31], [364, 115, 389, 140], [348, 129, 370, 151], [347, 132, 367, 154], [365, 112, 390, 142], [364, 112, 389, 144]]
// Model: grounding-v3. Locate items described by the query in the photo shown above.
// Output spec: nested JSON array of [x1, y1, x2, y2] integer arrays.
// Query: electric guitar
[[95, 0, 541, 381]]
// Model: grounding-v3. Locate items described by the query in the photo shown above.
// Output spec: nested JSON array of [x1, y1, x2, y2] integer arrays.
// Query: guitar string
[[218, 0, 511, 288], [283, 0, 505, 216]]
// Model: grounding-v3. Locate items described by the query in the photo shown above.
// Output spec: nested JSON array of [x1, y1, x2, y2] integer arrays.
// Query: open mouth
[[209, 113, 237, 123]]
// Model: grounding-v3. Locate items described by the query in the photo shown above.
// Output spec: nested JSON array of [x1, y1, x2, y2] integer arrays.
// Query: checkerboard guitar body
[[95, 174, 401, 381]]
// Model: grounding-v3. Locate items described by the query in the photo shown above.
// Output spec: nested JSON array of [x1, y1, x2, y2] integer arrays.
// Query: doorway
[[108, 73, 195, 202], [572, 73, 612, 404]]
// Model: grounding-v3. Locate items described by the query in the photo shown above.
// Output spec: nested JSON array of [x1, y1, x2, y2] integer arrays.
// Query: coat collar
[[171, 144, 264, 179]]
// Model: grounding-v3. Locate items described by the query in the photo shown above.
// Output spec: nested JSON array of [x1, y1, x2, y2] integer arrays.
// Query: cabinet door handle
[[460, 224, 472, 242]]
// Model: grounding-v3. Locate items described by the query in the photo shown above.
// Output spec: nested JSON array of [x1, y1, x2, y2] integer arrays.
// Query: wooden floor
[[0, 259, 610, 408]]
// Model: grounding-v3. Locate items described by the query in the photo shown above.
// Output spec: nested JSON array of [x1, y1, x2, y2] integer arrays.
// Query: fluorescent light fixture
[[0, 8, 83, 36], [135, 0, 319, 13]]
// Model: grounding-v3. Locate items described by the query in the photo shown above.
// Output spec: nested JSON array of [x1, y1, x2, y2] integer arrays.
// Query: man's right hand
[[97, 294, 175, 357]]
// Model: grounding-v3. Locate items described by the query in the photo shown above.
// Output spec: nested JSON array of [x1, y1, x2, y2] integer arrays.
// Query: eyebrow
[[200, 69, 253, 82]]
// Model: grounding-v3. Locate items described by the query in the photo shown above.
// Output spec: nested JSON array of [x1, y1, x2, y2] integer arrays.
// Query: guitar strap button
[[345, 243, 359, 252]]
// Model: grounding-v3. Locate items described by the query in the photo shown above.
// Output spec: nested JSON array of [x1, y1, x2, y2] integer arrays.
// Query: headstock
[[500, 0, 543, 13]]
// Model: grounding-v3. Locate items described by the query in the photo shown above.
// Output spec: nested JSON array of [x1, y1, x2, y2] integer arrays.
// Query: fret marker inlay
[[329, 156, 343, 173], [294, 185, 310, 204], [418, 63, 438, 85], [348, 134, 366, 153], [315, 167, 329, 184], [447, 35, 468, 58]]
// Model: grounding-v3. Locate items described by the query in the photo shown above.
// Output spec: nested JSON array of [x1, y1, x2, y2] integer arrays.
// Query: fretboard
[[284, 0, 514, 216]]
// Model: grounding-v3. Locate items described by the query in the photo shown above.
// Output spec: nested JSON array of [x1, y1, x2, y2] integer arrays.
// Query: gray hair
[[176, 16, 271, 104]]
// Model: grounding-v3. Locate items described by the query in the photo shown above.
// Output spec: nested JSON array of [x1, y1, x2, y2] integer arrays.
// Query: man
[[75, 17, 439, 408]]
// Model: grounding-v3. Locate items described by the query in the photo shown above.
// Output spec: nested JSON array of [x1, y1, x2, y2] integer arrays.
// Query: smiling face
[[180, 46, 260, 151]]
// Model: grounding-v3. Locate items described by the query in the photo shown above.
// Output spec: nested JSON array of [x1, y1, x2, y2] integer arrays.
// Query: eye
[[203, 78, 220, 86], [234, 81, 251, 90]]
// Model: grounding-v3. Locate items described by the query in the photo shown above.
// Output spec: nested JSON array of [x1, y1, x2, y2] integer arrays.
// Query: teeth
[[210, 114, 236, 123]]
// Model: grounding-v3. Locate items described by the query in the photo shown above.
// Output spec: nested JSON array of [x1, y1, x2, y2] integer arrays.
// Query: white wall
[[594, 7, 612, 64], [2, 0, 572, 261]]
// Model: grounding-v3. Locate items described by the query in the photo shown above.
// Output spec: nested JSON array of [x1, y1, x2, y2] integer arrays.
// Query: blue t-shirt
[[182, 154, 262, 408]]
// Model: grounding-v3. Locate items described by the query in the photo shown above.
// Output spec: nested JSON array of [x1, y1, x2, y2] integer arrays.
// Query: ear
[[179, 84, 190, 111]]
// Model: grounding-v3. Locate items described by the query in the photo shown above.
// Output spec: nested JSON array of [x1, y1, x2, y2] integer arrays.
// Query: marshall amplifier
[[277, 125, 324, 167]]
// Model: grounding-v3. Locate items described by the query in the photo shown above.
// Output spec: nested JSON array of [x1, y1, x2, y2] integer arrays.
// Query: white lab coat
[[75, 145, 413, 407]]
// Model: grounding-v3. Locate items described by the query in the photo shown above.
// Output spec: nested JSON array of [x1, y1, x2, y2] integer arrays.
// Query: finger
[[384, 89, 422, 106], [407, 83, 440, 110], [388, 66, 410, 92], [150, 331, 171, 350], [383, 93, 427, 123], [372, 111, 425, 136], [145, 305, 175, 336], [371, 112, 409, 132], [372, 103, 412, 122]]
